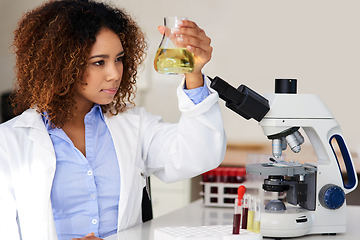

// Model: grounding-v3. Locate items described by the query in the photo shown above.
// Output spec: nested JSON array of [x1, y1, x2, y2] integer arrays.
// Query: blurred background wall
[[2, 0, 360, 217], [2, 0, 360, 153]]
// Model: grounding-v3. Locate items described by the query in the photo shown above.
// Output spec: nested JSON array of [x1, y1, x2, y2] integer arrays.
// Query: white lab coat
[[0, 78, 226, 240]]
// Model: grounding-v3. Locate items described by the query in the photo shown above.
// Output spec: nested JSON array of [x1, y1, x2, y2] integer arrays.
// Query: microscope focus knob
[[318, 184, 345, 210]]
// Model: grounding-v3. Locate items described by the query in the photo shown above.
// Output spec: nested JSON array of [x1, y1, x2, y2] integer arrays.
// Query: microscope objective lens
[[272, 139, 283, 158], [286, 133, 301, 153]]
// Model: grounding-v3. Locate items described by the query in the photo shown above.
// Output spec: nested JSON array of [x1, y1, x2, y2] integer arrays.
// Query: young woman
[[0, 0, 226, 239]]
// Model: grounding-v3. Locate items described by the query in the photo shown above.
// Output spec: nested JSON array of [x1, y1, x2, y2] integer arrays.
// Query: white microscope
[[209, 77, 358, 239]]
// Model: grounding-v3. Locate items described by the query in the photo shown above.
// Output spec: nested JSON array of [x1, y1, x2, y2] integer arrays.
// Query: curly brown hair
[[11, 0, 147, 127]]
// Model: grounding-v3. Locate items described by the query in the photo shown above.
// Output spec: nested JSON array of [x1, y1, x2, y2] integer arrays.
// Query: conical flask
[[154, 16, 195, 75]]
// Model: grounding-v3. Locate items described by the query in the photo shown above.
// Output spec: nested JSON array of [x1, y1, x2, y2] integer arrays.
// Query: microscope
[[209, 77, 358, 238]]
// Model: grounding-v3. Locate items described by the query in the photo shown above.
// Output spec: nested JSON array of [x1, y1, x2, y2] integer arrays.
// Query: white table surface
[[105, 199, 360, 240]]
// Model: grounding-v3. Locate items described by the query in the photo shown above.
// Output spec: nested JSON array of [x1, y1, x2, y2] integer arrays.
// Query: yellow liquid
[[247, 210, 254, 231], [253, 221, 260, 233], [154, 47, 195, 74]]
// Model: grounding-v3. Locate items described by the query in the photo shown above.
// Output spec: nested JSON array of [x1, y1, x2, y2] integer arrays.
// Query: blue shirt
[[44, 105, 120, 239], [183, 82, 209, 104], [45, 83, 209, 239]]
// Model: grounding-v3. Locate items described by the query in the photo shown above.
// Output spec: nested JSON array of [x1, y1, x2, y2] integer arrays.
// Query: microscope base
[[260, 205, 346, 238]]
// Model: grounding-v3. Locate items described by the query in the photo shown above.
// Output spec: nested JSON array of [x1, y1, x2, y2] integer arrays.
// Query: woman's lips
[[102, 87, 118, 95]]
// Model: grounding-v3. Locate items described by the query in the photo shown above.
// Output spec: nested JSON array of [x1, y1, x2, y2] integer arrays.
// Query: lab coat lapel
[[14, 109, 57, 239], [28, 139, 57, 239], [15, 109, 55, 156], [105, 112, 140, 230]]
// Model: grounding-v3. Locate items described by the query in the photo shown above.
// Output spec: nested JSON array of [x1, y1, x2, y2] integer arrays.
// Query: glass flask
[[154, 16, 195, 75]]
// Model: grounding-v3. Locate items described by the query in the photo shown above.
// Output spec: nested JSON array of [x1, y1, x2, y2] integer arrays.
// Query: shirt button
[[87, 170, 93, 176], [92, 219, 97, 224], [91, 194, 96, 199]]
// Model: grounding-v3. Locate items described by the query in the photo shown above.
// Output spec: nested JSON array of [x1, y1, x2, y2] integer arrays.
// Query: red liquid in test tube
[[215, 167, 223, 183], [233, 185, 246, 234], [233, 212, 241, 234], [205, 169, 218, 203], [236, 167, 246, 183], [222, 167, 230, 184], [201, 171, 208, 183], [229, 168, 237, 194], [241, 194, 250, 229]]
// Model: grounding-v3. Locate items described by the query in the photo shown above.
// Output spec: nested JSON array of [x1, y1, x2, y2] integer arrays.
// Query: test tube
[[222, 167, 230, 184], [232, 198, 242, 234], [208, 169, 217, 193], [206, 169, 217, 203], [201, 171, 208, 183], [247, 196, 256, 231], [232, 185, 246, 234], [223, 168, 232, 203], [236, 167, 246, 183], [224, 168, 234, 197], [215, 167, 223, 183], [241, 194, 249, 229], [253, 198, 261, 233]]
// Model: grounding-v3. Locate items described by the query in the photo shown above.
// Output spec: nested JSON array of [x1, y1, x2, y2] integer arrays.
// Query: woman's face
[[75, 28, 124, 110]]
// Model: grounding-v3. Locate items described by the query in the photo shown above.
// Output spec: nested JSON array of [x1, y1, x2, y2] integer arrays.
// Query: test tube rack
[[200, 181, 282, 207]]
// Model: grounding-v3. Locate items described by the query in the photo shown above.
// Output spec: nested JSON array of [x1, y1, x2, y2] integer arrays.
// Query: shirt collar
[[42, 104, 105, 132], [91, 104, 105, 121]]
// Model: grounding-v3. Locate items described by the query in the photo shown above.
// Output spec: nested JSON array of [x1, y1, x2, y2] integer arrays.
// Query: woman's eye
[[93, 60, 105, 66], [116, 56, 124, 62]]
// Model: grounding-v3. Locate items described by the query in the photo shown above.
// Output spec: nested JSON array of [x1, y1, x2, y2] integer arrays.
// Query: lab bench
[[104, 199, 360, 240]]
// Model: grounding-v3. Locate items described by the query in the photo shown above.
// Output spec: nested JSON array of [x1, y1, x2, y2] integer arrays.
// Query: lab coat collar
[[14, 108, 45, 129], [14, 108, 56, 158]]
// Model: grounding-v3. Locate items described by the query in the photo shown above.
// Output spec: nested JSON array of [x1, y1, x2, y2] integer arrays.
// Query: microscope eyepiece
[[275, 79, 297, 94], [208, 76, 270, 122]]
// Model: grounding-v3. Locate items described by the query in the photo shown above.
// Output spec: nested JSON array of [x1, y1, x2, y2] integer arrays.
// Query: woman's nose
[[106, 63, 122, 81]]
